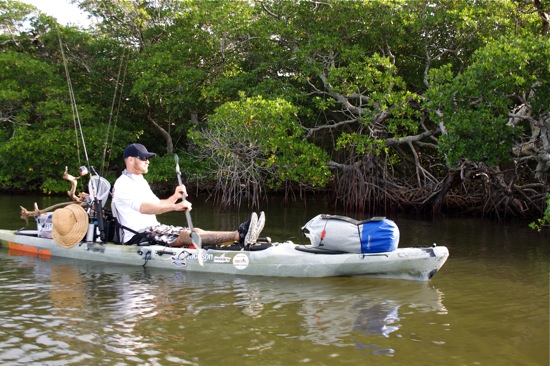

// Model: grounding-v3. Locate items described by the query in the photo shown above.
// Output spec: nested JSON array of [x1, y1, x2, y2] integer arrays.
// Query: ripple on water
[[0, 243, 547, 365]]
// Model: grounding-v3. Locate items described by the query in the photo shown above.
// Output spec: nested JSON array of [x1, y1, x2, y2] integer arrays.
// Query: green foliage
[[0, 127, 86, 192], [0, 51, 58, 127], [190, 95, 331, 193], [427, 35, 548, 167], [1, 0, 548, 220], [336, 133, 388, 156], [144, 152, 208, 189], [0, 125, 135, 193], [0, 0, 38, 34], [438, 112, 518, 166], [530, 195, 550, 232]]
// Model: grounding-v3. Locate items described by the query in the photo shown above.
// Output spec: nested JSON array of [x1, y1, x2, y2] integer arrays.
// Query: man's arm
[[140, 185, 190, 214]]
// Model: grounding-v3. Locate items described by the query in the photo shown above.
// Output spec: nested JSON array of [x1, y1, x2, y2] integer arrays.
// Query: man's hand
[[175, 184, 188, 199], [175, 200, 192, 212]]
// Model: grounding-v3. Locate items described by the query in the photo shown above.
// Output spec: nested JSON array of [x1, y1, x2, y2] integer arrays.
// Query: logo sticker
[[214, 253, 232, 263], [172, 251, 190, 267], [233, 253, 249, 270]]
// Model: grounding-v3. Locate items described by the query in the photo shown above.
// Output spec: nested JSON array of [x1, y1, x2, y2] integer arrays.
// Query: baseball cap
[[123, 143, 156, 159]]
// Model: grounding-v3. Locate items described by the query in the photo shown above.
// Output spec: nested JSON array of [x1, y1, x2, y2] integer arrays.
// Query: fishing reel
[[78, 166, 89, 176]]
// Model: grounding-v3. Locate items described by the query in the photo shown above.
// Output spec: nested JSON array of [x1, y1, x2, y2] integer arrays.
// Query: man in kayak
[[113, 143, 264, 247]]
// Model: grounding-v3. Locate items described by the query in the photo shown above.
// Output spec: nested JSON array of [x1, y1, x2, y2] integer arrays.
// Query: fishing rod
[[58, 30, 106, 242], [100, 48, 127, 178], [57, 31, 91, 174]]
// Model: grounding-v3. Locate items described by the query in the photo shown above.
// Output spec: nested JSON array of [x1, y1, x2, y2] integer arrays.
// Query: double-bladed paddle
[[174, 154, 204, 266]]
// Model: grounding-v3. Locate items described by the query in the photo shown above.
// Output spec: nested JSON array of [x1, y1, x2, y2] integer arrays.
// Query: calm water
[[0, 193, 548, 365]]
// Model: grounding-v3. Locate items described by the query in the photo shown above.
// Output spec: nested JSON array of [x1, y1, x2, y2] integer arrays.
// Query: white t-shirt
[[112, 170, 160, 243]]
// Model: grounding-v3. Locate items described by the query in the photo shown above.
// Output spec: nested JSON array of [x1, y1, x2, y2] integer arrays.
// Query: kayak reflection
[[181, 273, 446, 350]]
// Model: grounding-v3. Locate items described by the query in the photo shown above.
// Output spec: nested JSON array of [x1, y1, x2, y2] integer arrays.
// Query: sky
[[23, 0, 92, 27]]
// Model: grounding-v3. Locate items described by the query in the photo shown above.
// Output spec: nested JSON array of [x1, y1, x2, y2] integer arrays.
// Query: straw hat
[[52, 204, 89, 248]]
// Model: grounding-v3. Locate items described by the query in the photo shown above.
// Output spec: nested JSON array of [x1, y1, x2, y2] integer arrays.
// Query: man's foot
[[247, 211, 265, 245], [238, 212, 258, 245], [255, 211, 266, 241]]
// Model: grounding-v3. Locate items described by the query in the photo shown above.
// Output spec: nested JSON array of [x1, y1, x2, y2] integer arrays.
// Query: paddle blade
[[177, 153, 202, 266], [174, 154, 180, 172], [174, 154, 184, 186], [191, 231, 204, 266]]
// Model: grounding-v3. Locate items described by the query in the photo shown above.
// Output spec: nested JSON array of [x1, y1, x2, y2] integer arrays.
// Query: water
[[0, 194, 548, 365]]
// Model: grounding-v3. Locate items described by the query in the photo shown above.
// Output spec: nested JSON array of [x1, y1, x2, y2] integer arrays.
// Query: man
[[112, 143, 264, 247]]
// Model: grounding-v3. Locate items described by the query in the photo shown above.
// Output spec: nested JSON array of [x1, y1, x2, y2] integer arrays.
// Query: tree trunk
[[145, 109, 173, 154], [423, 170, 461, 215]]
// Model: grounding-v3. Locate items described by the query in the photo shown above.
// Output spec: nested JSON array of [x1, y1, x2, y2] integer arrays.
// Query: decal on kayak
[[213, 253, 232, 263], [171, 250, 191, 267], [171, 250, 214, 267], [7, 241, 51, 259], [233, 253, 249, 270]]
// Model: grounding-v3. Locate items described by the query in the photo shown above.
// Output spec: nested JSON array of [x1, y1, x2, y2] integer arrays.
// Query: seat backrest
[[110, 201, 153, 245], [110, 201, 124, 244], [89, 175, 111, 208]]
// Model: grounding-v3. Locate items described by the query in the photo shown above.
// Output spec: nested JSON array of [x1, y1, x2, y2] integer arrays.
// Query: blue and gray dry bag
[[301, 215, 399, 253]]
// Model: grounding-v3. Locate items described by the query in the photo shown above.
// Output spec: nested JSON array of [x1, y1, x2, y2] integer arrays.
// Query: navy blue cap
[[123, 143, 156, 159]]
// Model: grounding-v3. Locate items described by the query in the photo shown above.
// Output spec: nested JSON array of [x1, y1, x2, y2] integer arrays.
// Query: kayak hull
[[0, 229, 448, 281]]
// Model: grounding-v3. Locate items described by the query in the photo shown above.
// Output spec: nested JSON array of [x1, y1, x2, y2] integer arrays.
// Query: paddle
[[174, 154, 204, 266]]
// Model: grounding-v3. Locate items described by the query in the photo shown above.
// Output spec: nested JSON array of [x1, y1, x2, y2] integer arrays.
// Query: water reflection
[[0, 250, 448, 363], [159, 272, 447, 358], [229, 276, 447, 352], [49, 264, 86, 308]]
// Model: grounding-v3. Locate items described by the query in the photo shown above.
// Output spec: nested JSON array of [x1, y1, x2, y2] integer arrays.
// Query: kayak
[[0, 229, 448, 281]]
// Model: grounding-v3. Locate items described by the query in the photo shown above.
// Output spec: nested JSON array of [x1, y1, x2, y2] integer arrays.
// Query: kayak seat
[[109, 202, 164, 246], [110, 201, 125, 244], [108, 202, 150, 245]]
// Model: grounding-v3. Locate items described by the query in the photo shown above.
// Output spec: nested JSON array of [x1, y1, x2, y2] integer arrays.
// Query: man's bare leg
[[173, 228, 238, 247]]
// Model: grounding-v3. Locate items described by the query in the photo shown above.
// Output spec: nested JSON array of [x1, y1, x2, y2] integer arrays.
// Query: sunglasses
[[134, 156, 149, 161]]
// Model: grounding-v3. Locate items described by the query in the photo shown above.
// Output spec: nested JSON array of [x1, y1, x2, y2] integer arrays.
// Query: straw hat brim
[[52, 204, 89, 248]]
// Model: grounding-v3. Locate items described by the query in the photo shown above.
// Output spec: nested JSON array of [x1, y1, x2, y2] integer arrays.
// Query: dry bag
[[301, 214, 399, 254]]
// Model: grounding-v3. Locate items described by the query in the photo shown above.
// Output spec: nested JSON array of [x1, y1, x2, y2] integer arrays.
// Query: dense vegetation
[[0, 0, 548, 226]]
